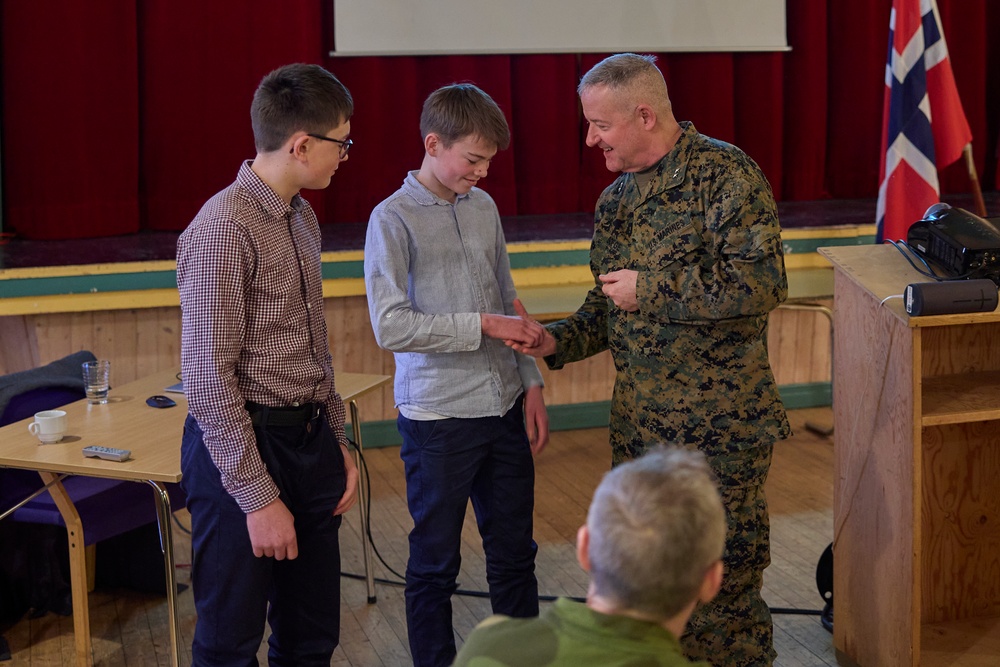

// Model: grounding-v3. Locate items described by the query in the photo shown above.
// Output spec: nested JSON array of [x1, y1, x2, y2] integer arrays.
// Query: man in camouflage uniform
[[511, 53, 790, 666]]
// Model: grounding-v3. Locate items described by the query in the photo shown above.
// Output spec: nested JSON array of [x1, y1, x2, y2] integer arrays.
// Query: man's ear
[[636, 104, 657, 130], [699, 560, 724, 604], [576, 525, 591, 572]]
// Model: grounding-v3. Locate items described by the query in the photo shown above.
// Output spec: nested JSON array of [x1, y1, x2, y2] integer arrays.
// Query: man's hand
[[504, 299, 557, 358], [482, 298, 547, 347], [333, 443, 359, 516], [247, 497, 298, 560], [599, 269, 639, 312], [523, 385, 549, 455]]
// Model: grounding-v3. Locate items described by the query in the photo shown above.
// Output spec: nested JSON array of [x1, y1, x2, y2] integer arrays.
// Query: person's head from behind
[[578, 446, 725, 624], [417, 83, 510, 201], [251, 63, 354, 188], [578, 53, 677, 173]]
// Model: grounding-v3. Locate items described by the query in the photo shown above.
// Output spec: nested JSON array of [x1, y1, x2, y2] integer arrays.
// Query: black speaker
[[904, 279, 999, 316], [815, 543, 833, 633]]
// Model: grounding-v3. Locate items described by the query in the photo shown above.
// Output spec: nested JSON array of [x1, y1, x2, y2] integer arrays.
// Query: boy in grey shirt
[[364, 83, 548, 667]]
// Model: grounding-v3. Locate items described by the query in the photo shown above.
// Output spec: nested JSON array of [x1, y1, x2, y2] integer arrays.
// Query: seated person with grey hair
[[452, 447, 726, 667]]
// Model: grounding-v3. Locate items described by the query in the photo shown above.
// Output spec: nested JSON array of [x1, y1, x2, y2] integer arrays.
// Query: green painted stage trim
[[322, 261, 364, 280], [782, 235, 876, 254], [2, 239, 866, 297], [0, 271, 178, 298], [508, 249, 593, 269], [320, 249, 593, 280], [0, 249, 593, 297], [778, 381, 832, 409], [345, 419, 403, 449], [349, 381, 832, 449]]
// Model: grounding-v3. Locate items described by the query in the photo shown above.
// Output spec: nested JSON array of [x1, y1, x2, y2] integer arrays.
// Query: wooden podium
[[820, 245, 1000, 667]]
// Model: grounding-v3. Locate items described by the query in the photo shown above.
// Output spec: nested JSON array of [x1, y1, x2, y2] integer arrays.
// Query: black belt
[[246, 402, 322, 427]]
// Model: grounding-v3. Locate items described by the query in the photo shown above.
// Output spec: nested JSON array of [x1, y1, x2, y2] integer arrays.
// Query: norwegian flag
[[876, 0, 972, 242]]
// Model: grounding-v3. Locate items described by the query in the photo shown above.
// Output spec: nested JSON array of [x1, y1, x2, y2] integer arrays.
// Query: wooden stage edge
[[0, 222, 854, 435]]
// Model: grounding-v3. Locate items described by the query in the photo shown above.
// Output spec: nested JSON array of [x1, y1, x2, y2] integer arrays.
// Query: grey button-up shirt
[[364, 172, 543, 418]]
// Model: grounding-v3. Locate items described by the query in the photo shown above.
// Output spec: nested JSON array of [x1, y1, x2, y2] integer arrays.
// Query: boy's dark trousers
[[399, 396, 539, 667], [181, 407, 346, 667]]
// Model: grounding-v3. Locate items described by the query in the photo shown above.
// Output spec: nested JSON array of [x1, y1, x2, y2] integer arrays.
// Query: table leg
[[145, 481, 179, 667], [776, 302, 834, 435], [38, 472, 92, 667], [349, 400, 377, 603]]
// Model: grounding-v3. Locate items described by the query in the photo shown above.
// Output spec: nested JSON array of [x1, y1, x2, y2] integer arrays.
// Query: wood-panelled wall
[[0, 296, 831, 420]]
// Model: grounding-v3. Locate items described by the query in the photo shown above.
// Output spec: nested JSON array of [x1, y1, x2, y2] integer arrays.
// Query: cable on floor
[[343, 444, 827, 617]]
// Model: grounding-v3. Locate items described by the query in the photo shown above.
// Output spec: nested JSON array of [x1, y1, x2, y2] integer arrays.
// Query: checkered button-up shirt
[[177, 161, 347, 512]]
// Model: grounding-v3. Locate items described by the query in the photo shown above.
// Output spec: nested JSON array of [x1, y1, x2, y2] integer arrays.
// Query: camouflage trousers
[[681, 446, 775, 667]]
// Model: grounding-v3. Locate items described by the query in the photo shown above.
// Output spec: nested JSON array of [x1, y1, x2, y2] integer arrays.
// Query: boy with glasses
[[177, 63, 358, 667]]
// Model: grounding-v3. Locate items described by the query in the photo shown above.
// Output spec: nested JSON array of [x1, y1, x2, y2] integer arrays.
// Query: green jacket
[[548, 122, 790, 473], [453, 598, 706, 667]]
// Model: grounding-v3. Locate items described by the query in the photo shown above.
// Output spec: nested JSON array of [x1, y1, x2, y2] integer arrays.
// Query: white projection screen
[[331, 0, 788, 57]]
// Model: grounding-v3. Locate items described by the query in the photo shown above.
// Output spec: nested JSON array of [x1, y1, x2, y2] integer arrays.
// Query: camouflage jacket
[[547, 122, 791, 467]]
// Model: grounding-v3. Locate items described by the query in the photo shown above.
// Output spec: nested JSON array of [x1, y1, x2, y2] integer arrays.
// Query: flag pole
[[962, 143, 988, 217]]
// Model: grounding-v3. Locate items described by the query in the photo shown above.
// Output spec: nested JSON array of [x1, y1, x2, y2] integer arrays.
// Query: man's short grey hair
[[587, 446, 726, 619], [578, 53, 671, 114]]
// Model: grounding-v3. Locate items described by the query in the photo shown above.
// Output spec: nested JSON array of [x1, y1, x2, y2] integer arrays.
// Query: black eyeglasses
[[307, 133, 353, 158]]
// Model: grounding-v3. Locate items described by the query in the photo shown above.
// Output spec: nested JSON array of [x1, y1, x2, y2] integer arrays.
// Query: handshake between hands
[[481, 298, 557, 358], [481, 270, 637, 359]]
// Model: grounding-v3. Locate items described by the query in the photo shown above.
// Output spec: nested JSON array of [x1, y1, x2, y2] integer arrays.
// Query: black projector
[[907, 204, 1000, 284]]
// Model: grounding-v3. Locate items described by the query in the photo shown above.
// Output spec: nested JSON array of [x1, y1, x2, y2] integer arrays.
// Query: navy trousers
[[399, 396, 539, 667], [181, 411, 346, 667]]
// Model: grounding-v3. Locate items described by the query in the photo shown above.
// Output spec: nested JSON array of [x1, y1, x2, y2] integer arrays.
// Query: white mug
[[28, 410, 68, 444]]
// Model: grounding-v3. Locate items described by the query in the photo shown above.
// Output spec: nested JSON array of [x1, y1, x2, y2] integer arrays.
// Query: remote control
[[82, 445, 132, 462]]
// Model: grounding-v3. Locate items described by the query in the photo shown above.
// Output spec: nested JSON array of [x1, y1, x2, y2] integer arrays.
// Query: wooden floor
[[2, 408, 837, 666]]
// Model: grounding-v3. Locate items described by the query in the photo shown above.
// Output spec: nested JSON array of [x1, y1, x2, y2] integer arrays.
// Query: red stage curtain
[[2, 1, 139, 240], [825, 0, 889, 199], [992, 1, 1000, 190], [139, 0, 327, 231], [935, 0, 990, 194], [509, 55, 582, 215], [734, 53, 785, 199], [322, 55, 520, 221], [1, 0, 998, 240], [577, 53, 618, 210], [781, 0, 829, 200]]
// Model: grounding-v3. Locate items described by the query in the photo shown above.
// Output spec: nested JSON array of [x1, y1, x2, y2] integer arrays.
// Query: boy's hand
[[333, 442, 360, 516], [505, 299, 557, 358], [524, 385, 549, 455], [481, 309, 546, 347], [247, 498, 298, 560]]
